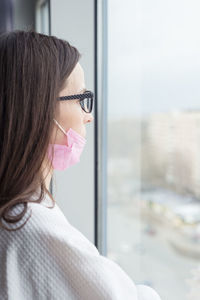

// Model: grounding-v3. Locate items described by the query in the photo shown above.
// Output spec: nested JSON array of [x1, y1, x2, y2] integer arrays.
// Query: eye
[[82, 98, 92, 112], [77, 100, 84, 111]]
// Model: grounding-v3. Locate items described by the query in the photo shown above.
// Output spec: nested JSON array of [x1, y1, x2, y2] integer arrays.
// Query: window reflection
[[107, 1, 200, 299]]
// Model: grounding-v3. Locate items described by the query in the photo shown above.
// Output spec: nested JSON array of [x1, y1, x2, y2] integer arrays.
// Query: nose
[[85, 112, 94, 123]]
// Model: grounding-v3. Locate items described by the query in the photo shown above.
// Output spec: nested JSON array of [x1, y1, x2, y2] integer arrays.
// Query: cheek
[[62, 106, 85, 135], [72, 116, 85, 135], [60, 103, 78, 125], [71, 110, 86, 137]]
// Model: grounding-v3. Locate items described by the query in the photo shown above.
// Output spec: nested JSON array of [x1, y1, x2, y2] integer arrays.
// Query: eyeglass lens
[[81, 97, 92, 113]]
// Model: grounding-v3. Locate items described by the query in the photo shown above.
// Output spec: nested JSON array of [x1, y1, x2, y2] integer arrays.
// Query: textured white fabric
[[0, 193, 162, 300]]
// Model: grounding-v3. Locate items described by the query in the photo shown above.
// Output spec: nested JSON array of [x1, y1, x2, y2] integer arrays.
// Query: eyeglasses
[[57, 90, 94, 113]]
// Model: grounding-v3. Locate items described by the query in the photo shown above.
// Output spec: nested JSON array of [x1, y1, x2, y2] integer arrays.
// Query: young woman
[[0, 30, 161, 300]]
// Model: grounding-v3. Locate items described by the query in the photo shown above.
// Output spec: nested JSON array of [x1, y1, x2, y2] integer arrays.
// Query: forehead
[[66, 63, 85, 93], [69, 63, 84, 83], [60, 62, 85, 95]]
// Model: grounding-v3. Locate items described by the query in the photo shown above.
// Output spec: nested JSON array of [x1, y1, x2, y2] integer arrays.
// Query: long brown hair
[[0, 30, 81, 231]]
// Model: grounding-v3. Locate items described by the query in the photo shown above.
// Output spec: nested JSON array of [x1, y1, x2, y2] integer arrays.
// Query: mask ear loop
[[53, 118, 67, 136]]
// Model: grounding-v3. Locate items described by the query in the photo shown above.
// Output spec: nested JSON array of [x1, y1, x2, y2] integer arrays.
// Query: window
[[36, 0, 50, 35], [106, 1, 200, 299]]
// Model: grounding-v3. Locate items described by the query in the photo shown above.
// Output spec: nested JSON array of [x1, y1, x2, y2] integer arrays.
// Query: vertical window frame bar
[[94, 0, 108, 256]]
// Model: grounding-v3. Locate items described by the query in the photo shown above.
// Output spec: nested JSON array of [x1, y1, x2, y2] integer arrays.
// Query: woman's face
[[51, 62, 94, 145]]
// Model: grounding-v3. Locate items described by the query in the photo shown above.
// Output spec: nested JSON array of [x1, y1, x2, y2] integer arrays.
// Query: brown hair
[[0, 30, 81, 231]]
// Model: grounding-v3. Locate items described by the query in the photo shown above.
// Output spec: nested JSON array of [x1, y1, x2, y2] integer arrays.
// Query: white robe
[[0, 192, 161, 300]]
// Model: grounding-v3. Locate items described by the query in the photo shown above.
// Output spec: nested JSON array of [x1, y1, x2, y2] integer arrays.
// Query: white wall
[[50, 0, 95, 243]]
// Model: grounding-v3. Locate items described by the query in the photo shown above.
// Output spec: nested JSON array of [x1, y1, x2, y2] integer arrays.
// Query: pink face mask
[[47, 119, 86, 170]]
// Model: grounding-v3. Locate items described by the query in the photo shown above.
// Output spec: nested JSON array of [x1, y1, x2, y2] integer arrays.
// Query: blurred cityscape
[[107, 111, 200, 300]]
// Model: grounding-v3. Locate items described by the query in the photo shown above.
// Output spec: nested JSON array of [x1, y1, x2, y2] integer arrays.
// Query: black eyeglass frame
[[57, 90, 94, 113]]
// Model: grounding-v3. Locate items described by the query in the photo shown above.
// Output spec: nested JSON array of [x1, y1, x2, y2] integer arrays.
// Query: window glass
[[107, 1, 200, 299], [36, 0, 49, 35]]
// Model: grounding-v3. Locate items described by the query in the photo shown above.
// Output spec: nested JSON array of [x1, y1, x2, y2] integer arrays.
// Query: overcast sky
[[107, 0, 200, 119]]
